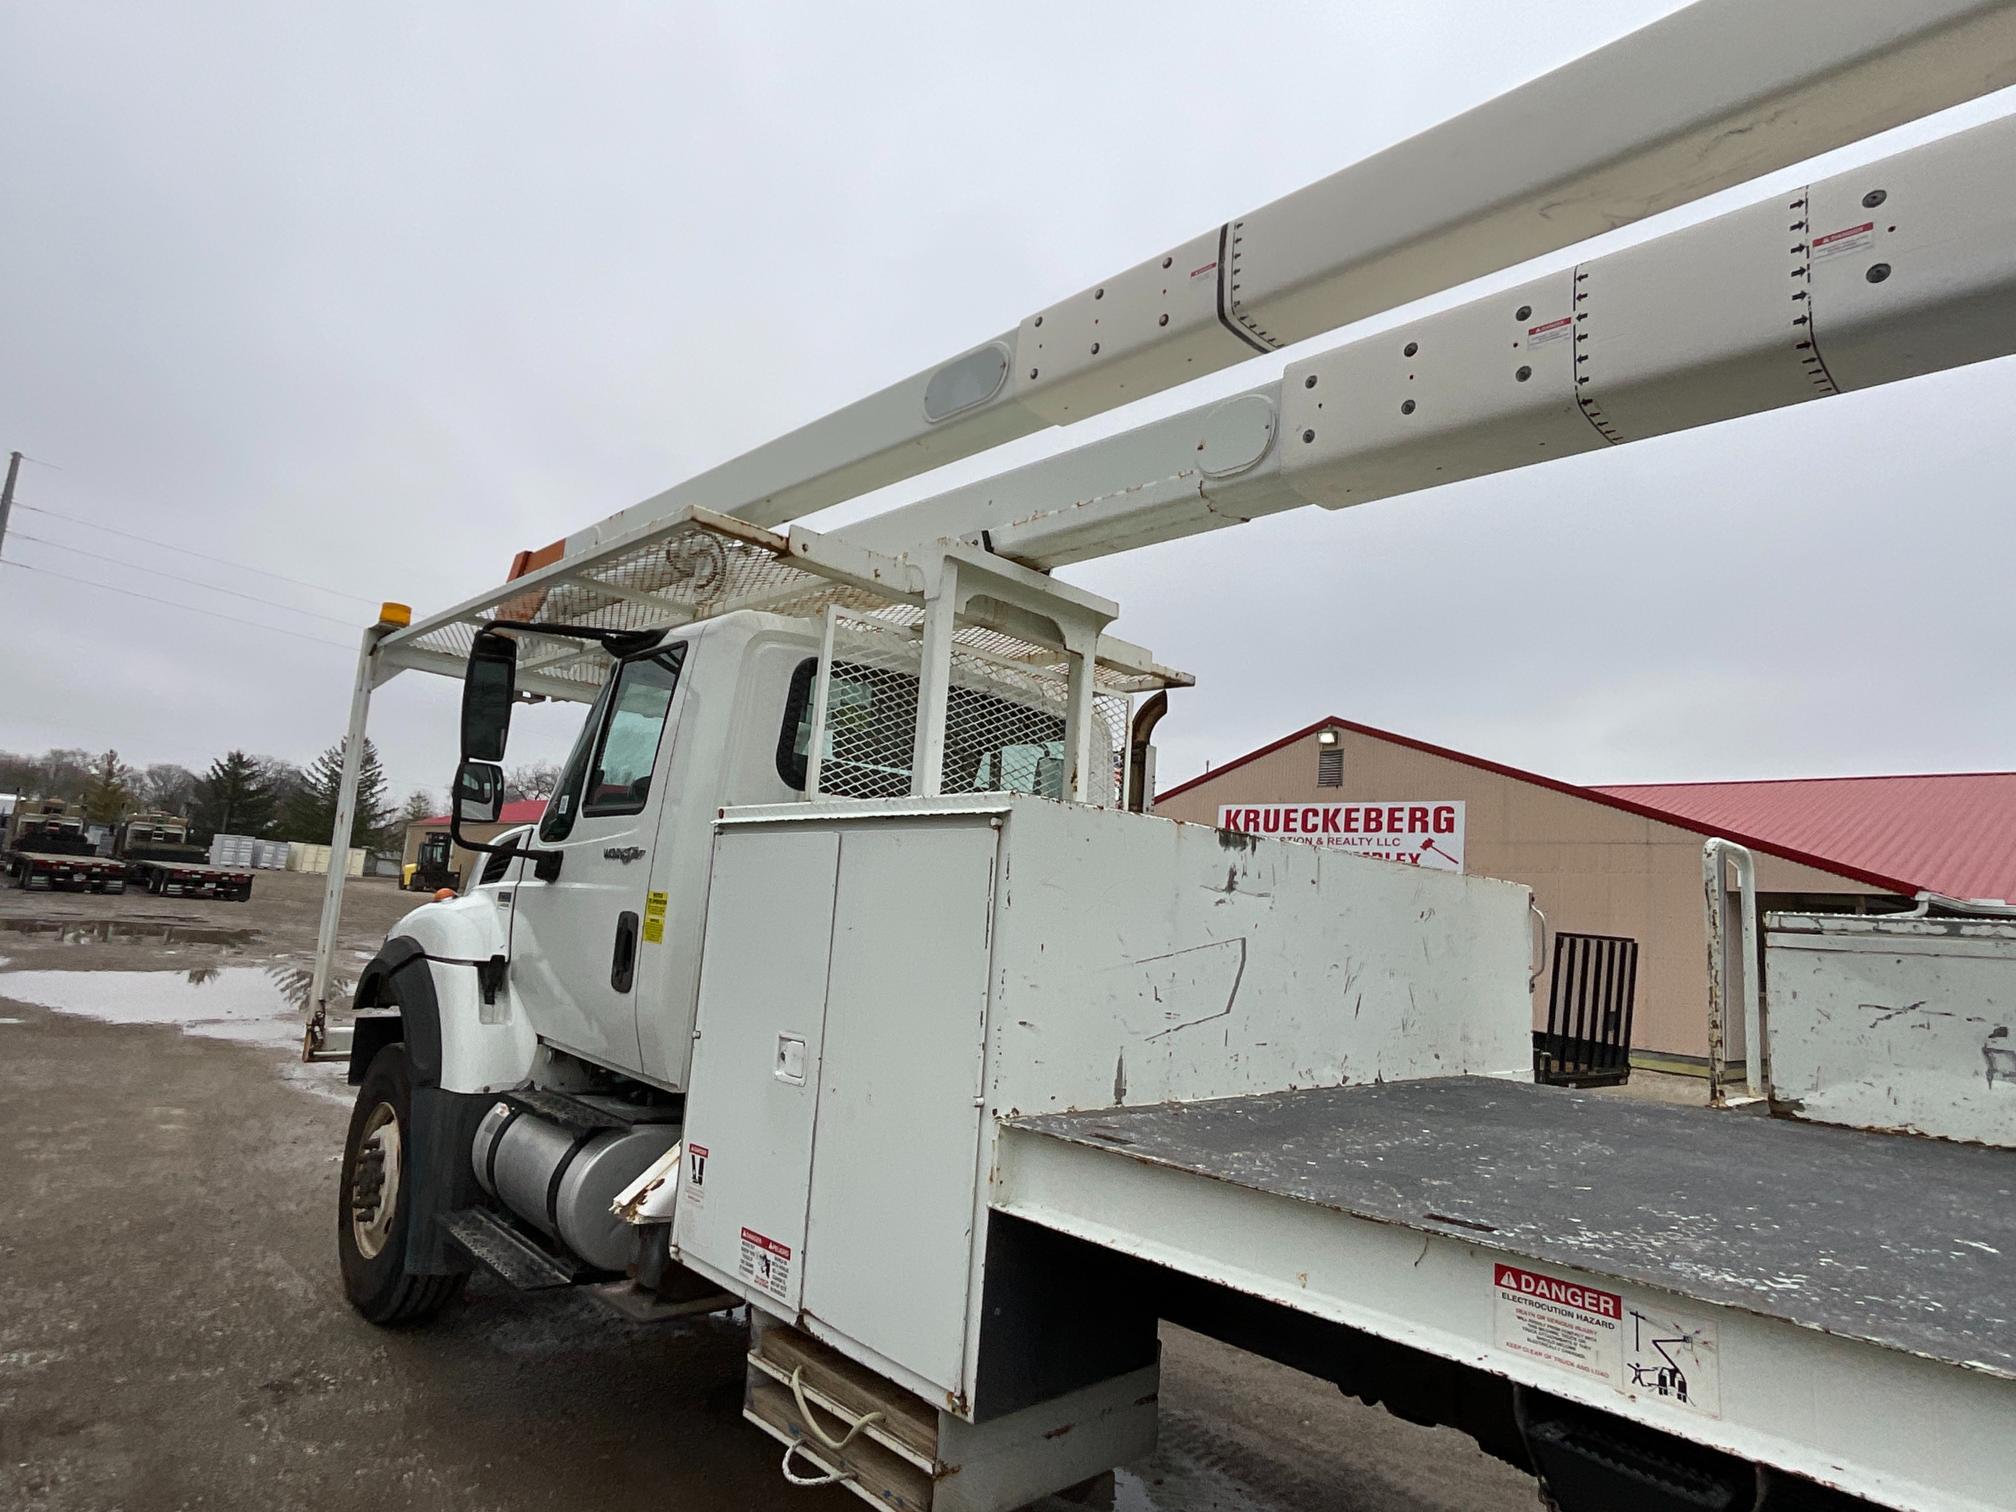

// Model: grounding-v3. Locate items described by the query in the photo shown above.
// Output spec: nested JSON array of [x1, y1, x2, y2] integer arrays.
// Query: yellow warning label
[[644, 890, 668, 917], [642, 916, 665, 945]]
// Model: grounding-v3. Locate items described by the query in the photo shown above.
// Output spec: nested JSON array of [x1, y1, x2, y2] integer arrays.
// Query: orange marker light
[[433, 888, 456, 902]]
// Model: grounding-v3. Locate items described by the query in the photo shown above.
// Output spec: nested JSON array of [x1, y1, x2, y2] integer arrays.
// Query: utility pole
[[0, 450, 21, 561]]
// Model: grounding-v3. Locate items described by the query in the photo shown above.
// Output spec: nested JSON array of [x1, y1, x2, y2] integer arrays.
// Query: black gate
[[1533, 932, 1638, 1087]]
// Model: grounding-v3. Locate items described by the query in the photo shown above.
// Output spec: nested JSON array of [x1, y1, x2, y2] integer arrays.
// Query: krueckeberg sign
[[1216, 801, 1466, 872]]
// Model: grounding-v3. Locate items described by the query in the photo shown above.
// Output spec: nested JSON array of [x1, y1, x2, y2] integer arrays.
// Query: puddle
[[0, 918, 256, 949], [0, 962, 351, 1052]]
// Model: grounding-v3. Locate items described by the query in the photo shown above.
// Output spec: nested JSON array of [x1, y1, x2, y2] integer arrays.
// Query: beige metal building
[[1153, 718, 1971, 1067]]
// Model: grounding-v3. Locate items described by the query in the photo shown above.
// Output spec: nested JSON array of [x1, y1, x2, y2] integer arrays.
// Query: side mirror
[[462, 630, 517, 763], [454, 759, 505, 825]]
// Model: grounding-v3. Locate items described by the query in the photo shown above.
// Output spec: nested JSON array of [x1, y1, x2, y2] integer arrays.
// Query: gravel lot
[[0, 869, 1545, 1512]]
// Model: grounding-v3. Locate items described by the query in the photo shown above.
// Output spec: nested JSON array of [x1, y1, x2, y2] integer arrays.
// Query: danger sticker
[[682, 1143, 707, 1206], [1492, 1264, 1723, 1417], [1494, 1264, 1622, 1387], [739, 1226, 792, 1301], [1810, 222, 1876, 261], [1525, 316, 1573, 347], [643, 890, 668, 945]]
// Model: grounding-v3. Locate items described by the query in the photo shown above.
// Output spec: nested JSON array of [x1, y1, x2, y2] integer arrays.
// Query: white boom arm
[[554, 0, 2016, 563], [849, 109, 2016, 569]]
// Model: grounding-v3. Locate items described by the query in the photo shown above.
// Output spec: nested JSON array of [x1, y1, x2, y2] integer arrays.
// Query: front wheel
[[337, 1043, 465, 1325]]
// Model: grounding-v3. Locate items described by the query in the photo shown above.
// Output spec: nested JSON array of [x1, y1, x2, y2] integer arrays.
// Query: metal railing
[[1533, 931, 1638, 1087]]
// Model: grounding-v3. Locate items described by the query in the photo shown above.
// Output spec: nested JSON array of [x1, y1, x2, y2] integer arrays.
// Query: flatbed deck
[[1009, 1077, 2016, 1376], [994, 1077, 2016, 1511]]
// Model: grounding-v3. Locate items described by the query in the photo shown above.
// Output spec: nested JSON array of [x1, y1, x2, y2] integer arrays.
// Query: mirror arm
[[486, 619, 663, 659], [447, 806, 565, 882], [445, 794, 564, 887]]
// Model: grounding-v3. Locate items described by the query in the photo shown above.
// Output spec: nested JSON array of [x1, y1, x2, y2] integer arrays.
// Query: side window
[[540, 682, 613, 843], [774, 656, 917, 797], [540, 643, 686, 841], [583, 646, 687, 816], [775, 659, 818, 790]]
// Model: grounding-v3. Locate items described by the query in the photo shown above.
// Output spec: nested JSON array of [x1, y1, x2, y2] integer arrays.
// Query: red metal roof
[[420, 798, 549, 828], [1597, 774, 2016, 906], [1158, 716, 2016, 903]]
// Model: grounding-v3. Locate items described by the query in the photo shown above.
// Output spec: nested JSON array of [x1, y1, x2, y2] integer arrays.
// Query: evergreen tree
[[191, 751, 278, 839], [281, 738, 391, 849], [80, 750, 132, 825]]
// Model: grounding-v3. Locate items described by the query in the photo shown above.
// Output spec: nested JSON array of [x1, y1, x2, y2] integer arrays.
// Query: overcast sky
[[4, 1, 2013, 808]]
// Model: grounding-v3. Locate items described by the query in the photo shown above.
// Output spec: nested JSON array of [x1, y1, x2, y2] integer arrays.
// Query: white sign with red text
[[1216, 801, 1465, 871]]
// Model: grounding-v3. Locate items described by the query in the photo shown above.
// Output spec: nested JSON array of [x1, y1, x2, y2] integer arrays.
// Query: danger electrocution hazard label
[[1494, 1263, 1622, 1387], [1491, 1263, 1724, 1418], [739, 1226, 792, 1301]]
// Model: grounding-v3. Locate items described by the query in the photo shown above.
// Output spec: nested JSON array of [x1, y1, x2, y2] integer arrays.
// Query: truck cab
[[383, 607, 1117, 1092]]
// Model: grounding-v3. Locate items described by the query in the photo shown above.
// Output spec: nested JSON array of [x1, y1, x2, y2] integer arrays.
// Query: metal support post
[[1702, 838, 1762, 1105], [805, 606, 839, 798], [910, 561, 958, 798], [305, 624, 385, 1058], [0, 451, 21, 566], [1063, 641, 1096, 804]]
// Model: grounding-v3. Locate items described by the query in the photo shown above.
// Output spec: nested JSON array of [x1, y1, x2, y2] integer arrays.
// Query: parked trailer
[[302, 4, 2016, 1509], [4, 802, 126, 893], [114, 814, 255, 901], [7, 848, 127, 894]]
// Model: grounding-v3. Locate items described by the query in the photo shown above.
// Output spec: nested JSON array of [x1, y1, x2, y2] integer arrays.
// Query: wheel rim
[[349, 1101, 403, 1260]]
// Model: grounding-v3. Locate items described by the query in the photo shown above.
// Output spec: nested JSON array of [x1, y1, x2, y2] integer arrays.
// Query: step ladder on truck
[[301, 3, 2016, 1507]]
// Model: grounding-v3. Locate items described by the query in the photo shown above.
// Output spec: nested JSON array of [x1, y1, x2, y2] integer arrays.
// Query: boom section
[[559, 0, 2016, 562], [851, 110, 2016, 569]]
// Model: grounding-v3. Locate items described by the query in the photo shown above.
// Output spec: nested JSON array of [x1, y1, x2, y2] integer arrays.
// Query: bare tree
[[504, 761, 562, 802], [136, 762, 199, 815]]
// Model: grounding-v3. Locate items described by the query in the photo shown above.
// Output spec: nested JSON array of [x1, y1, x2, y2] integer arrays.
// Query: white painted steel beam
[[557, 0, 2016, 562], [868, 110, 2016, 570], [309, 625, 388, 1024], [993, 1127, 2016, 1512]]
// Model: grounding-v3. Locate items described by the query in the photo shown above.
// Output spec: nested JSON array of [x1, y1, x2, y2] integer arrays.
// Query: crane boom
[[545, 0, 2016, 568], [846, 109, 2016, 570]]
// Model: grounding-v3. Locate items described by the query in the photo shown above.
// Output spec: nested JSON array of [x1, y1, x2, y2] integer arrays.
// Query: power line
[[12, 501, 380, 605], [0, 557, 355, 651], [8, 531, 362, 627]]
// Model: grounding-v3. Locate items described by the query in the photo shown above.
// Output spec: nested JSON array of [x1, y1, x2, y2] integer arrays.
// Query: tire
[[337, 1043, 466, 1325]]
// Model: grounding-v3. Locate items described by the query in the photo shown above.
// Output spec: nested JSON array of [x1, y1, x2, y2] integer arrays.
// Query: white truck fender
[[350, 895, 536, 1095]]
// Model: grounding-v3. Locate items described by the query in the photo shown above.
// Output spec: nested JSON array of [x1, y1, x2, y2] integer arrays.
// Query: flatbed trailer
[[124, 856, 254, 900], [5, 847, 126, 893], [994, 1078, 2016, 1512], [113, 814, 256, 901]]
